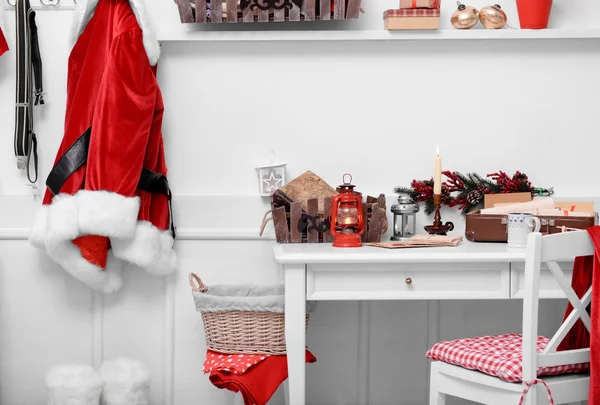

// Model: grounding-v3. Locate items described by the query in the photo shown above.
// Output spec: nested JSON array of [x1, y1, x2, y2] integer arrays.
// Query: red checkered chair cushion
[[426, 333, 589, 382]]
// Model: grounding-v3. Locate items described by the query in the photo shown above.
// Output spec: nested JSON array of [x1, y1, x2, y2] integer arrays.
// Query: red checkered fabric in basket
[[384, 8, 440, 17], [426, 333, 589, 382]]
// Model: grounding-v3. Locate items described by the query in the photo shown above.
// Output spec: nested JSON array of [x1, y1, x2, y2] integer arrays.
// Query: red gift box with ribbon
[[399, 0, 439, 8]]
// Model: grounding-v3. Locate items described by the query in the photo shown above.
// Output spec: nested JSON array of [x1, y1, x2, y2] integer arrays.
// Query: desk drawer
[[510, 262, 573, 299], [306, 263, 510, 300]]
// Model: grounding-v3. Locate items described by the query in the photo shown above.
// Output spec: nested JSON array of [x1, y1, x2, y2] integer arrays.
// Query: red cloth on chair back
[[0, 28, 8, 57], [557, 255, 593, 352], [557, 226, 600, 404]]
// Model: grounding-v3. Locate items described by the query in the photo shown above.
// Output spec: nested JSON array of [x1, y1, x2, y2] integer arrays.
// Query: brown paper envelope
[[484, 192, 531, 209], [554, 201, 595, 213]]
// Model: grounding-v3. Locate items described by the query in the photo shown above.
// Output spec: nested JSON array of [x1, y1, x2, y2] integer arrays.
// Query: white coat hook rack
[[4, 0, 76, 10]]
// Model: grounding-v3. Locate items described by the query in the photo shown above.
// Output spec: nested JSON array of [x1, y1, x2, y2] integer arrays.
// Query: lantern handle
[[343, 173, 353, 185]]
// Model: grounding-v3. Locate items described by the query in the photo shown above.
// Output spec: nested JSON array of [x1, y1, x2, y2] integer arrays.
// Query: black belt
[[14, 0, 44, 185], [46, 127, 176, 239]]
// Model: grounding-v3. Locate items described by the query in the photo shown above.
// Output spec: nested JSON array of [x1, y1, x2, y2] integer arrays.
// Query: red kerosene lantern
[[330, 174, 365, 248]]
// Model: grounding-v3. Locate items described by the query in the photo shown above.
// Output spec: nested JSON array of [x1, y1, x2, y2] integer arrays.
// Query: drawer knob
[[405, 277, 412, 285]]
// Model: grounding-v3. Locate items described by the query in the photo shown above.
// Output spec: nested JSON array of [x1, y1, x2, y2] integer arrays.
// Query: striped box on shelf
[[175, 0, 362, 23], [384, 8, 440, 30]]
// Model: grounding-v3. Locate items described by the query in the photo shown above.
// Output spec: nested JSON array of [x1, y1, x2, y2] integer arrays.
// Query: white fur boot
[[99, 358, 150, 405], [46, 365, 103, 405]]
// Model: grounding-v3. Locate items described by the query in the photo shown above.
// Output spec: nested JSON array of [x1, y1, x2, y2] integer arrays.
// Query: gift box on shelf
[[175, 0, 362, 23], [384, 8, 440, 30], [399, 0, 438, 9]]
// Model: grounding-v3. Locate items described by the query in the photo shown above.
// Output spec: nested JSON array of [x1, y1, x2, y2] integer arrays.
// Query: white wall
[[0, 0, 595, 404]]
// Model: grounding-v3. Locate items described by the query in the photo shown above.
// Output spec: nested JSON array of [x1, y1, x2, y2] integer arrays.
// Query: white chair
[[428, 231, 593, 405]]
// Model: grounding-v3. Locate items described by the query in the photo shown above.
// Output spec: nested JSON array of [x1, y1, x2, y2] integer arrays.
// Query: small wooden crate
[[175, 0, 361, 23], [269, 190, 388, 244]]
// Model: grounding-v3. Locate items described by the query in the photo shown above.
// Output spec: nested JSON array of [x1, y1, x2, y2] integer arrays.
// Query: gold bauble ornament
[[479, 4, 507, 29], [451, 1, 479, 29]]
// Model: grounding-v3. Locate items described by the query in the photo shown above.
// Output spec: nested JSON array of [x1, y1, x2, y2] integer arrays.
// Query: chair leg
[[429, 363, 446, 405], [430, 391, 446, 405]]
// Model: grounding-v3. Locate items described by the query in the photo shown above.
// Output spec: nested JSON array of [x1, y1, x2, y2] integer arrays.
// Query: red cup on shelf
[[516, 0, 553, 29]]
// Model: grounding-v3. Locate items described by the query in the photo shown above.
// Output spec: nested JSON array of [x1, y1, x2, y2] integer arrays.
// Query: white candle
[[434, 145, 442, 195]]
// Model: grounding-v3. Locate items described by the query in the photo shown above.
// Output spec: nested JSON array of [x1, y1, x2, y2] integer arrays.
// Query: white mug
[[507, 213, 541, 248]]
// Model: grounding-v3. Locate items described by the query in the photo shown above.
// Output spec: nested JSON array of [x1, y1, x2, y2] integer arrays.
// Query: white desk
[[273, 242, 571, 405]]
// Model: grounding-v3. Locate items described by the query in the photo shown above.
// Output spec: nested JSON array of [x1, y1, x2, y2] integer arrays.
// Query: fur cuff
[[100, 358, 150, 405], [30, 191, 139, 248], [111, 221, 177, 276], [46, 365, 103, 405], [77, 190, 140, 239], [29, 204, 50, 249], [31, 191, 130, 293], [45, 235, 123, 293]]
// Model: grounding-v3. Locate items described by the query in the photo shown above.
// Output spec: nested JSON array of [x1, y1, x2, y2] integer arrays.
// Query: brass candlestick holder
[[424, 194, 454, 235]]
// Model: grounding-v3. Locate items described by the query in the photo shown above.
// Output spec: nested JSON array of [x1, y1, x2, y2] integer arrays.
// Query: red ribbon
[[412, 0, 417, 6], [518, 379, 554, 405]]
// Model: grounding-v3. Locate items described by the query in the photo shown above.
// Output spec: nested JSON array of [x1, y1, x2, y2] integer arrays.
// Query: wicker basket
[[189, 273, 308, 355]]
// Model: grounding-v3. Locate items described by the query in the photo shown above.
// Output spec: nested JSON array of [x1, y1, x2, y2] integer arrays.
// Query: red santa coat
[[30, 0, 176, 292], [0, 2, 8, 56]]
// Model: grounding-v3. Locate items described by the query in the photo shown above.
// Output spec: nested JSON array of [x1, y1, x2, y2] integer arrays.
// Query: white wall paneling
[[0, 243, 94, 405], [0, 0, 596, 403], [163, 275, 176, 405], [92, 292, 104, 369]]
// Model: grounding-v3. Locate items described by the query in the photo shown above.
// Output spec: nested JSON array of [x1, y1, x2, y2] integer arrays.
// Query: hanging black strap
[[45, 127, 176, 239], [14, 0, 43, 186], [29, 10, 44, 106], [138, 168, 177, 239]]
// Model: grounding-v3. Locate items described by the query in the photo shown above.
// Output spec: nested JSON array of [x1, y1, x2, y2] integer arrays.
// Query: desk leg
[[285, 264, 306, 405], [425, 300, 440, 405]]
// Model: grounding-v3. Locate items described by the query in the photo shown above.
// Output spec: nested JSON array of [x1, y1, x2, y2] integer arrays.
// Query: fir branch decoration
[[394, 180, 436, 215], [394, 178, 452, 215], [395, 170, 547, 216]]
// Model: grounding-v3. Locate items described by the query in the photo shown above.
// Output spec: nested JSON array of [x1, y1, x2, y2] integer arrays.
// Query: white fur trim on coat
[[42, 193, 124, 293], [72, 0, 160, 66], [30, 190, 175, 292], [100, 358, 150, 405], [29, 204, 49, 249], [46, 365, 103, 405], [45, 234, 124, 293], [112, 221, 177, 276], [30, 191, 139, 293], [77, 190, 140, 239]]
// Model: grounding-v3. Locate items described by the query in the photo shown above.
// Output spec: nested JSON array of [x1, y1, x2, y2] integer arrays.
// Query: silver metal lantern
[[390, 195, 419, 241]]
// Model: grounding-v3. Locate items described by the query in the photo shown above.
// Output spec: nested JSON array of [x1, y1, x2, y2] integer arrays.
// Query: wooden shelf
[[157, 28, 600, 42]]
